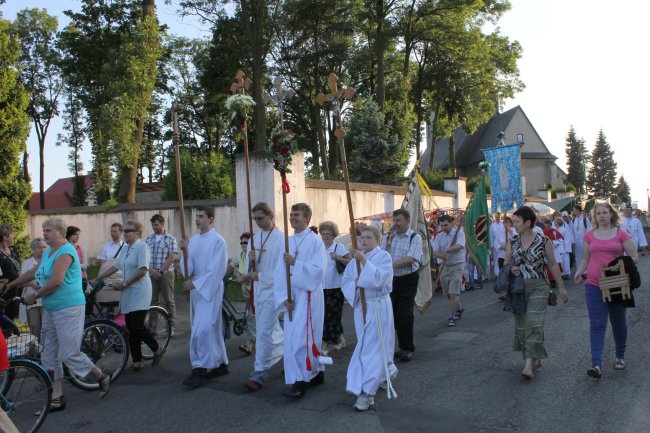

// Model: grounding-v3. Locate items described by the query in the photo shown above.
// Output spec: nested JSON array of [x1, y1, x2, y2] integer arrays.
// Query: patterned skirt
[[513, 278, 550, 359], [323, 288, 344, 344]]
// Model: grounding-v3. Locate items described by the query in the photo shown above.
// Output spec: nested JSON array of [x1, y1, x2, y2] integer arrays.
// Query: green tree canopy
[[0, 20, 32, 258], [614, 175, 631, 205], [564, 125, 588, 194], [586, 129, 617, 199], [162, 150, 235, 200]]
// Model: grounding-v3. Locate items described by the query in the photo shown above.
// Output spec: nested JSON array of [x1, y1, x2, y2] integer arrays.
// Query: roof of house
[[28, 192, 72, 211], [419, 106, 558, 171]]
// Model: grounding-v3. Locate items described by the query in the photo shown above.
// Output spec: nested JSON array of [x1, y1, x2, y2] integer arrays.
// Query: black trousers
[[391, 271, 419, 352], [323, 288, 344, 344], [125, 310, 159, 362]]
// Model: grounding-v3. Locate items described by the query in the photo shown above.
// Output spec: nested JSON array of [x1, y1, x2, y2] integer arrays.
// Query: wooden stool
[[599, 259, 631, 302]]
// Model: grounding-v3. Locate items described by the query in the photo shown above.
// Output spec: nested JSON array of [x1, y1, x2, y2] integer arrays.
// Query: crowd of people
[[0, 198, 645, 418]]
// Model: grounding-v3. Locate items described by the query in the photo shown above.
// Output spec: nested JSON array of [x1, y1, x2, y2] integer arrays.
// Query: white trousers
[[41, 304, 95, 380]]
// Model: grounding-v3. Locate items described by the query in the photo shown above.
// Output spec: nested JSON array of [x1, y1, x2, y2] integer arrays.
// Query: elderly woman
[[319, 221, 351, 355], [5, 217, 111, 412], [93, 220, 165, 371], [0, 224, 22, 319], [505, 206, 568, 380], [228, 231, 256, 355], [20, 238, 48, 336], [574, 202, 638, 378]]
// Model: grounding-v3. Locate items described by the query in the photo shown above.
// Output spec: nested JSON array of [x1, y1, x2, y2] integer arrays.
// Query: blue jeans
[[585, 284, 627, 367], [467, 259, 483, 287]]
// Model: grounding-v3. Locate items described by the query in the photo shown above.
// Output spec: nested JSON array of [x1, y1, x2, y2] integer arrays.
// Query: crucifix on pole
[[230, 70, 257, 295], [316, 73, 367, 323], [264, 76, 296, 321], [171, 102, 189, 282]]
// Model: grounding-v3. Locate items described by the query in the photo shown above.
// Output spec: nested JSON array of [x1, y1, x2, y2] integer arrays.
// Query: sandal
[[35, 395, 65, 415], [533, 359, 542, 370], [126, 362, 145, 373], [614, 359, 626, 370], [587, 366, 602, 379], [238, 344, 253, 356]]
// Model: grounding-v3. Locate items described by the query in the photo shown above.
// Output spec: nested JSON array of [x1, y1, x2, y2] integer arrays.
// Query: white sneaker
[[333, 335, 346, 351], [354, 392, 374, 411], [379, 370, 398, 390]]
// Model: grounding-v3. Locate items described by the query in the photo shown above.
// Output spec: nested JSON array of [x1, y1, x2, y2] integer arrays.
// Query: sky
[[2, 0, 648, 209]]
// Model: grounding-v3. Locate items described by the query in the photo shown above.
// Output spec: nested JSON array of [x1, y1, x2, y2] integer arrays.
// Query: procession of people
[[0, 197, 645, 421]]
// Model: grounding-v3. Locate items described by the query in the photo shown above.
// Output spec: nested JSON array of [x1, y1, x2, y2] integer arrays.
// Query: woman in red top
[[574, 202, 637, 378]]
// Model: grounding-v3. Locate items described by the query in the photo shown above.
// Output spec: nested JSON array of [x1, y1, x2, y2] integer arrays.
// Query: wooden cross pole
[[264, 76, 296, 321], [230, 70, 256, 277], [171, 102, 189, 280], [316, 73, 367, 323]]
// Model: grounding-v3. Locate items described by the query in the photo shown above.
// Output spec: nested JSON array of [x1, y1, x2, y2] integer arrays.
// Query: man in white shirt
[[431, 215, 466, 327], [490, 213, 504, 277], [570, 205, 592, 274], [97, 223, 124, 264], [621, 206, 647, 253]]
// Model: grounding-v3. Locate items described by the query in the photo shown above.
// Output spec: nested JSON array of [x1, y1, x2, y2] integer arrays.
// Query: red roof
[[29, 192, 72, 211], [46, 174, 94, 196]]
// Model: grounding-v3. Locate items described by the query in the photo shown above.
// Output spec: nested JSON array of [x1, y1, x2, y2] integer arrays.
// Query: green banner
[[463, 175, 491, 276]]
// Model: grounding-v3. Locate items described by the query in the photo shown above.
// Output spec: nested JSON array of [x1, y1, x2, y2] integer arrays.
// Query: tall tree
[[564, 125, 588, 194], [586, 129, 617, 199], [56, 87, 88, 206], [12, 8, 63, 209], [614, 175, 631, 205], [348, 99, 405, 184], [0, 19, 31, 258]]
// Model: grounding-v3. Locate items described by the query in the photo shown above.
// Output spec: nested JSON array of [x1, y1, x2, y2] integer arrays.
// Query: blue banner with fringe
[[483, 144, 523, 213]]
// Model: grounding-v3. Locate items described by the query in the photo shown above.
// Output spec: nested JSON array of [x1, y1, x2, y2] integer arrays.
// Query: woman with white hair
[[19, 238, 48, 335], [5, 217, 111, 412]]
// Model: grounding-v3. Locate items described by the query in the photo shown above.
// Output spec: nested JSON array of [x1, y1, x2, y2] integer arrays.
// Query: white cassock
[[245, 227, 284, 374], [571, 215, 592, 268], [490, 221, 504, 276], [556, 225, 572, 276], [274, 228, 326, 384], [621, 217, 648, 249], [546, 229, 565, 268], [342, 247, 397, 399], [184, 229, 229, 369]]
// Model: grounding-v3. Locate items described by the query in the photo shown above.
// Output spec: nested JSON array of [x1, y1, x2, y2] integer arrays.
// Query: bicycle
[[221, 294, 250, 340], [0, 317, 53, 433], [85, 281, 172, 362]]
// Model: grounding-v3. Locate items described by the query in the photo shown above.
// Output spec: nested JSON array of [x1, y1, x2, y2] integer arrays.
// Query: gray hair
[[30, 238, 46, 249], [0, 224, 14, 239], [318, 221, 339, 237], [42, 217, 66, 235]]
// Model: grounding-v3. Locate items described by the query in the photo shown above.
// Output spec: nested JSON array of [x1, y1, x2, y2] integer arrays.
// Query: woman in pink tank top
[[574, 202, 637, 379]]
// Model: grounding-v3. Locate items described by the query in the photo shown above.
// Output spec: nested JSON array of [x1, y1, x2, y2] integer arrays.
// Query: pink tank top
[[583, 229, 631, 286]]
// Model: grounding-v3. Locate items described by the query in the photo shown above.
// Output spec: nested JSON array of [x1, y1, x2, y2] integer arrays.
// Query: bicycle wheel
[[141, 306, 171, 361], [66, 319, 129, 391], [0, 358, 53, 433]]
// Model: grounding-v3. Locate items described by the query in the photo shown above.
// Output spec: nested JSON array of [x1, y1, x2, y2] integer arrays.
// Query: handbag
[[334, 244, 346, 274], [548, 290, 558, 306]]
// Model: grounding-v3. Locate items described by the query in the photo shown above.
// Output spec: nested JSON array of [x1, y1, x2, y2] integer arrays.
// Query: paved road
[[44, 256, 650, 433]]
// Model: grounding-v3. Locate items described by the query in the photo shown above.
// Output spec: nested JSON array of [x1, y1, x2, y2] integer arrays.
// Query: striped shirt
[[381, 228, 422, 277]]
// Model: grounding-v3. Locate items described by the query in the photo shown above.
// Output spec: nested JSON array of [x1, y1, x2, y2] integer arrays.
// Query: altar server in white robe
[[343, 225, 397, 412], [243, 202, 285, 391], [621, 206, 648, 251], [490, 213, 504, 277], [181, 206, 229, 388], [274, 203, 326, 399], [570, 205, 591, 273], [555, 217, 572, 277]]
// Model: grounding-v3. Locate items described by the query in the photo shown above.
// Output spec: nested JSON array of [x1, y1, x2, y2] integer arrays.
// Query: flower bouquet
[[267, 125, 298, 193]]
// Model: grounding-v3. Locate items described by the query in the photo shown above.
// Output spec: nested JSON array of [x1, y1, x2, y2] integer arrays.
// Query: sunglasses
[[124, 229, 136, 233], [240, 241, 248, 245]]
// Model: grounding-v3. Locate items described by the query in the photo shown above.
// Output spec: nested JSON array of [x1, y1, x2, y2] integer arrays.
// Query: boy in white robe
[[342, 226, 397, 411], [621, 207, 648, 252], [570, 205, 592, 274], [274, 203, 326, 399], [181, 206, 229, 388], [555, 217, 572, 278], [243, 202, 285, 391]]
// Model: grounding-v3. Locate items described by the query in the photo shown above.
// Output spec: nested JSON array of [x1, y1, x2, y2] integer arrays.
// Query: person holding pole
[[243, 202, 285, 391], [431, 215, 466, 327], [180, 206, 229, 388], [381, 209, 422, 362], [274, 203, 326, 399]]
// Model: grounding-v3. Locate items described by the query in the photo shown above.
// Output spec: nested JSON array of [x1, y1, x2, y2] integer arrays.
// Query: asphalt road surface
[[42, 255, 650, 433]]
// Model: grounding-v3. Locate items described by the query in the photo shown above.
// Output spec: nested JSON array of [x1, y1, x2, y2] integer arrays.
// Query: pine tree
[[0, 20, 32, 258], [565, 126, 588, 194], [56, 88, 87, 206], [586, 129, 617, 198], [614, 175, 631, 205], [348, 100, 406, 185]]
